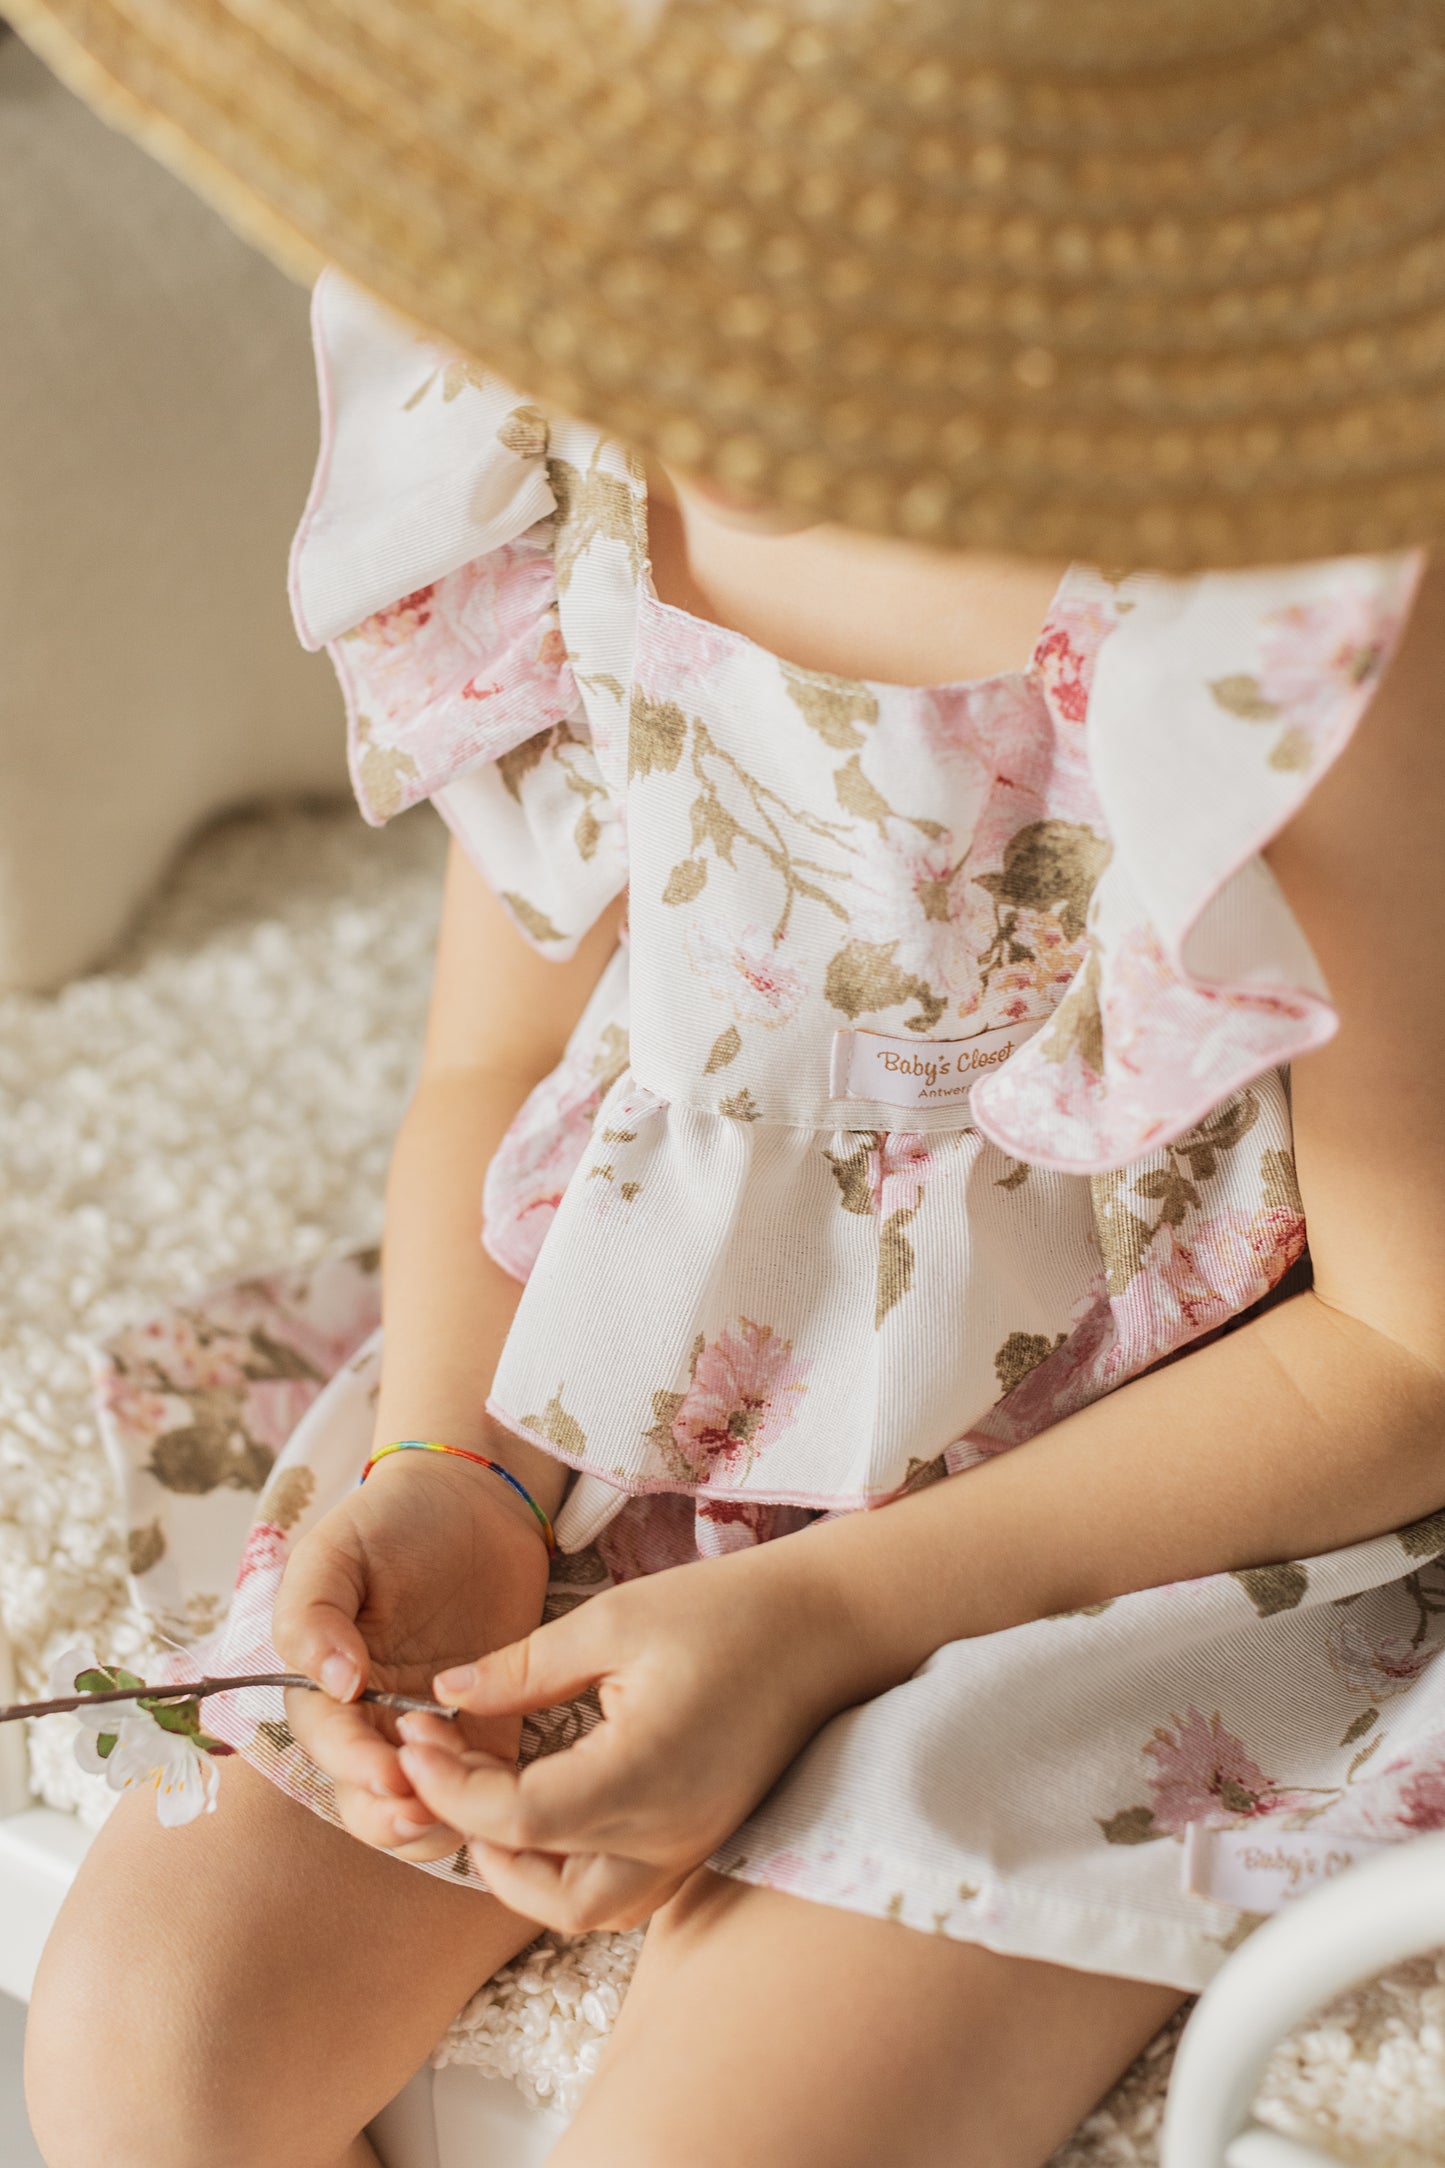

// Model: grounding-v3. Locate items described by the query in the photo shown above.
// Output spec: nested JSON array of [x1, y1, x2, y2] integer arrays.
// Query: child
[[13, 4, 1445, 2164]]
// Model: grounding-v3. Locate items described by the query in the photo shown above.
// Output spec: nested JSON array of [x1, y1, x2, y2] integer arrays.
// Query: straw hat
[[10, 0, 1445, 567]]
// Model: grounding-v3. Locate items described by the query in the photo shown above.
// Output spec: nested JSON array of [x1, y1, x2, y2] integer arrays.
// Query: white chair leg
[[1161, 1829, 1445, 2168]]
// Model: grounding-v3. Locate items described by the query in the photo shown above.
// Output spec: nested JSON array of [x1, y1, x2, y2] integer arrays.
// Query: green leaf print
[[1347, 1735, 1384, 1780], [1133, 1166, 1201, 1228], [1041, 946, 1104, 1073], [824, 939, 946, 1033], [704, 1026, 742, 1073], [974, 820, 1112, 944], [521, 1391, 587, 1458], [502, 893, 567, 945], [496, 731, 555, 801], [833, 756, 894, 829], [1398, 1507, 1445, 1559], [629, 691, 689, 777], [496, 405, 549, 458], [146, 1391, 275, 1495], [1231, 1562, 1310, 1616], [258, 1465, 316, 1533], [1259, 1145, 1304, 1216], [1098, 1806, 1166, 1846], [781, 667, 878, 750], [549, 450, 647, 595], [1209, 674, 1281, 722], [825, 1138, 876, 1216], [1340, 1707, 1379, 1748], [351, 713, 420, 822], [127, 1522, 166, 1576], [575, 805, 601, 861], [1089, 1180, 1156, 1297], [993, 1330, 1067, 1396], [875, 1205, 919, 1327], [663, 858, 708, 905]]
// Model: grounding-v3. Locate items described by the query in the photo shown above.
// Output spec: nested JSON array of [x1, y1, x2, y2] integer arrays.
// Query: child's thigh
[[25, 1756, 539, 2168], [554, 1869, 1184, 2168]]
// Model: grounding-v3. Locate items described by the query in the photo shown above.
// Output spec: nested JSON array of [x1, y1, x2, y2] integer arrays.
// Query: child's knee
[[25, 1893, 268, 2168], [25, 1920, 188, 2168]]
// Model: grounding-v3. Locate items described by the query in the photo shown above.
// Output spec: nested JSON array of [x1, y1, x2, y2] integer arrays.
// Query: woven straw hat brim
[[12, 0, 1445, 568]]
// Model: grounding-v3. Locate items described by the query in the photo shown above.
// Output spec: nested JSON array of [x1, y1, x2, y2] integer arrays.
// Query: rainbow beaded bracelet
[[359, 1440, 557, 1554]]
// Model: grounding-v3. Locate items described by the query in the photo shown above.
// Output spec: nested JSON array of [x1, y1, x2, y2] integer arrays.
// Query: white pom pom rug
[[1, 804, 1441, 2161]]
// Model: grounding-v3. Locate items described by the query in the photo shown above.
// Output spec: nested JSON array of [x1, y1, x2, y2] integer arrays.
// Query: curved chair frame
[[1162, 1830, 1445, 2168]]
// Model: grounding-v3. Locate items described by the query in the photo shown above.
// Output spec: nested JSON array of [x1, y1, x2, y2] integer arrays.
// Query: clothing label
[[829, 1017, 1044, 1112], [1181, 1824, 1391, 1913]]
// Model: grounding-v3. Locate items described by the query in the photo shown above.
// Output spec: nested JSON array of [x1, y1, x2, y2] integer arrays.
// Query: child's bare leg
[[554, 1869, 1183, 2168], [25, 1757, 540, 2168]]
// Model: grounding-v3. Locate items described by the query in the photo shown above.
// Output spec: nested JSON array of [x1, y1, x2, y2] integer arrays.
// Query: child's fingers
[[434, 1607, 607, 1718], [331, 1776, 452, 1857], [272, 1531, 369, 1704], [285, 1683, 412, 1799], [393, 1709, 462, 1752], [398, 1742, 540, 1846], [468, 1839, 673, 1936], [400, 1733, 636, 1852]]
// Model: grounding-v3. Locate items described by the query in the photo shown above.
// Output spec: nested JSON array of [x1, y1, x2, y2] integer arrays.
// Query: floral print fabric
[[970, 555, 1422, 1171], [95, 1255, 1445, 1988], [487, 558, 1388, 1545], [90, 273, 1445, 1989]]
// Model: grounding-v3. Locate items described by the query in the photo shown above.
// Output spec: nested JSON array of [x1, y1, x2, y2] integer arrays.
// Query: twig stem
[[0, 1673, 459, 1724]]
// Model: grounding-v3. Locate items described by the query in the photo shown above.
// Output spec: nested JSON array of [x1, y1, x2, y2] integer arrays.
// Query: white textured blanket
[[1, 805, 1440, 2160]]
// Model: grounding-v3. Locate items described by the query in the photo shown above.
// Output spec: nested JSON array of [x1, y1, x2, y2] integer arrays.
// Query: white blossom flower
[[46, 1643, 221, 1826], [100, 1717, 221, 1827]]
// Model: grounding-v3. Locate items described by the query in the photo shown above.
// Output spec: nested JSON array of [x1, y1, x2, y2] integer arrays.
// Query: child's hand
[[273, 1450, 552, 1862], [395, 1547, 850, 1929]]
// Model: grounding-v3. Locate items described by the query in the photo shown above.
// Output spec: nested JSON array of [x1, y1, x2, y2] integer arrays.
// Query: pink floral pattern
[[331, 539, 578, 825], [1394, 1760, 1445, 1832], [652, 1320, 811, 1485], [1328, 1622, 1438, 1700], [1253, 589, 1401, 752], [96, 1277, 372, 1501], [684, 922, 807, 1030], [1032, 599, 1114, 727], [482, 997, 631, 1282], [1143, 1709, 1314, 1835]]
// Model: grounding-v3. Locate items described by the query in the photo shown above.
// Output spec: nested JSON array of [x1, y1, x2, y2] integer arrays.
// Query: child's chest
[[644, 490, 1069, 692], [620, 554, 1117, 1127]]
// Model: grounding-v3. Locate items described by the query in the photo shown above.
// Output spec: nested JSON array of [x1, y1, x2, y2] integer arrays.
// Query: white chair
[[1162, 1832, 1445, 2168]]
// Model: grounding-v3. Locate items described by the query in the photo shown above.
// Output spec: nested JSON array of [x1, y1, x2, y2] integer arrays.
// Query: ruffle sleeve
[[971, 553, 1424, 1174], [288, 270, 631, 957]]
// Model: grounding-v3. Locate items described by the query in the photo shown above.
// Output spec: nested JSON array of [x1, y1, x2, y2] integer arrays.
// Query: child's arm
[[369, 841, 622, 1506], [782, 552, 1445, 1695], [273, 843, 622, 1855], [399, 564, 1445, 1929]]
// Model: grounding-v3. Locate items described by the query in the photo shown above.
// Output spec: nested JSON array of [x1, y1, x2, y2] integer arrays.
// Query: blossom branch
[[0, 1673, 460, 1725]]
